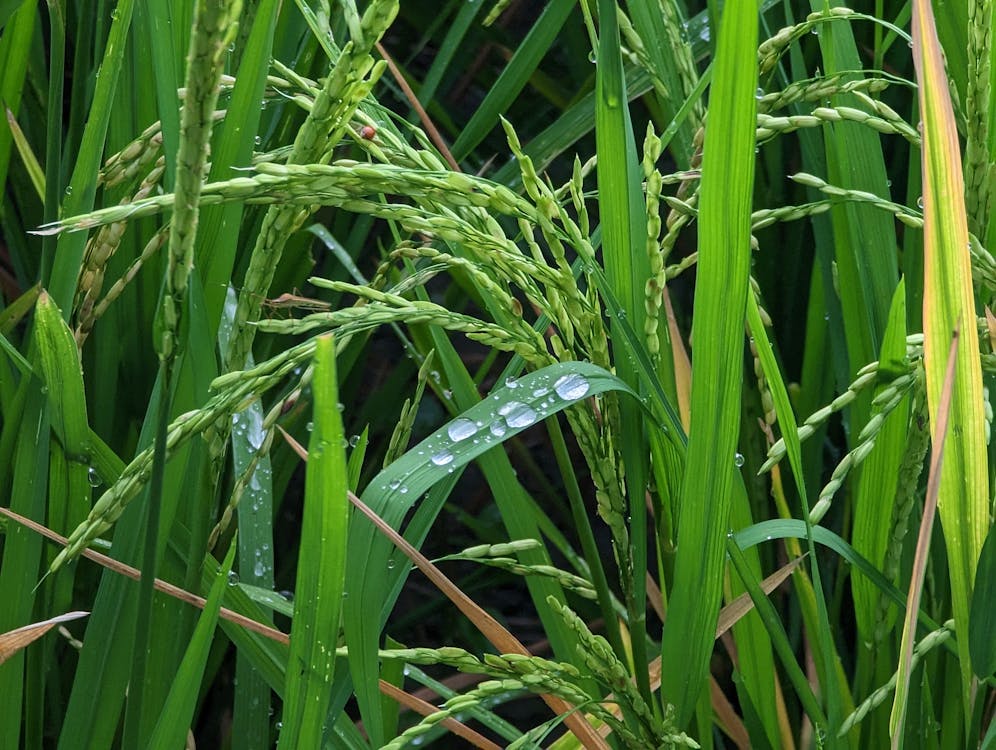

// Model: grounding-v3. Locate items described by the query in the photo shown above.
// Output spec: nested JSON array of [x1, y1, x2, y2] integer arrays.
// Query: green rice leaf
[[450, 0, 575, 161], [343, 361, 636, 744], [852, 280, 910, 641], [146, 537, 238, 749], [658, 0, 757, 727], [278, 334, 350, 749], [969, 522, 996, 678]]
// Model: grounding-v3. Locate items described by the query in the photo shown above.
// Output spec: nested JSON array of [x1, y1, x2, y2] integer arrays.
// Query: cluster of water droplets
[[382, 371, 594, 495]]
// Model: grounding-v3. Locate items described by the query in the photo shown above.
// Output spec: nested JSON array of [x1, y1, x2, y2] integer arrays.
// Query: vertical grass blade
[[0, 389, 49, 750], [594, 0, 653, 704], [449, 0, 575, 161], [912, 0, 990, 714], [146, 538, 238, 749], [0, 0, 35, 198], [889, 328, 958, 743], [969, 522, 996, 678], [658, 0, 757, 727], [46, 0, 134, 312], [278, 334, 349, 749], [852, 281, 910, 642]]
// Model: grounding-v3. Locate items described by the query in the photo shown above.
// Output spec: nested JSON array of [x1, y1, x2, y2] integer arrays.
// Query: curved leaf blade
[[343, 361, 637, 743]]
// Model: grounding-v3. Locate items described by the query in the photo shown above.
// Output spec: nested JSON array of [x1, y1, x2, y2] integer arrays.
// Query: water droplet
[[917, 195, 924, 209], [554, 373, 590, 400], [499, 401, 537, 428], [254, 559, 265, 577], [431, 450, 454, 466], [389, 479, 401, 490], [349, 434, 360, 447], [490, 420, 508, 437], [734, 453, 745, 468], [305, 421, 313, 432], [447, 418, 478, 442], [87, 467, 101, 487], [337, 402, 345, 412], [254, 135, 261, 145], [227, 571, 240, 586], [442, 389, 452, 400], [588, 50, 596, 63], [279, 590, 294, 602], [505, 377, 519, 389], [755, 87, 764, 100], [64, 186, 73, 195], [387, 558, 396, 570], [275, 721, 283, 730]]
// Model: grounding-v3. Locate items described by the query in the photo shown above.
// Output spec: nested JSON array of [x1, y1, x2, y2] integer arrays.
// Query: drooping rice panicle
[[159, 0, 243, 363], [225, 0, 399, 372]]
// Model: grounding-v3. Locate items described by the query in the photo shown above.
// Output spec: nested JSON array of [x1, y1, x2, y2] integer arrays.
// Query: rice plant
[[0, 0, 994, 747]]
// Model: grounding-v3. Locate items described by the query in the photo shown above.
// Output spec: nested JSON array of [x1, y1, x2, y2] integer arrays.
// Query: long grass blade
[[889, 326, 958, 743], [912, 0, 990, 715], [343, 361, 634, 744], [278, 334, 349, 748], [594, 0, 653, 706], [146, 538, 238, 749], [658, 0, 757, 727]]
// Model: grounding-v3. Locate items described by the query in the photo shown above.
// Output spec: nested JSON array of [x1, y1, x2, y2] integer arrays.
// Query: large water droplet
[[499, 401, 537, 428], [490, 420, 508, 437], [227, 571, 240, 586], [431, 450, 454, 466], [447, 418, 478, 442], [734, 453, 745, 468], [554, 373, 590, 400], [87, 467, 101, 488]]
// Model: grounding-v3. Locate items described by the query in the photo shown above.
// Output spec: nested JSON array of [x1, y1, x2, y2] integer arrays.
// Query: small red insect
[[359, 125, 377, 140]]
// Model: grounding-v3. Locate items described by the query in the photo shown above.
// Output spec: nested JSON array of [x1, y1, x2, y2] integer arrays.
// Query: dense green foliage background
[[0, 0, 995, 747]]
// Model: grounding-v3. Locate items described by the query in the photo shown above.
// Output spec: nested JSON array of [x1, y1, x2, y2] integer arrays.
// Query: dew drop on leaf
[[734, 453, 745, 468], [554, 373, 590, 400], [431, 450, 454, 466], [447, 418, 478, 442], [500, 401, 537, 428]]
